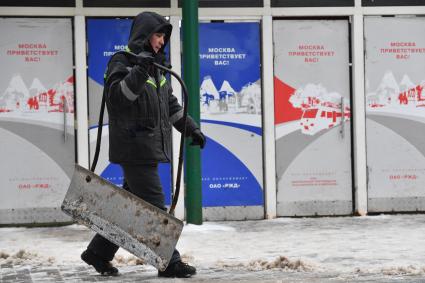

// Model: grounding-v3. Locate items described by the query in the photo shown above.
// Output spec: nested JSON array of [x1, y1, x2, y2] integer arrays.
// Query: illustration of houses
[[239, 80, 261, 114], [0, 75, 74, 114], [366, 71, 425, 108], [199, 76, 262, 115], [0, 74, 29, 111], [218, 80, 236, 111], [200, 76, 219, 108]]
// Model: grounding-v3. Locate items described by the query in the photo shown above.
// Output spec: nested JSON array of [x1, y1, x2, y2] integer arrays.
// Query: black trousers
[[86, 163, 181, 265]]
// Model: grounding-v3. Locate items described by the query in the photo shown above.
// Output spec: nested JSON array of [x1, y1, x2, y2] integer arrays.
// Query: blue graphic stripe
[[201, 119, 262, 136]]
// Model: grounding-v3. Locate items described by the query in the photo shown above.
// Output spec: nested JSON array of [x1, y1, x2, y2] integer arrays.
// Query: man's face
[[149, 32, 165, 54]]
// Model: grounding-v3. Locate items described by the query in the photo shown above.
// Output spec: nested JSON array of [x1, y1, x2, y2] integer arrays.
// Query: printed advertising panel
[[199, 22, 264, 220], [0, 18, 74, 224], [273, 19, 352, 216], [364, 16, 425, 212], [87, 18, 172, 205]]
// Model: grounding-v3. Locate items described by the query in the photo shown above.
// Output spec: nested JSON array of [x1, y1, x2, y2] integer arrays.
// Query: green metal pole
[[182, 0, 202, 224]]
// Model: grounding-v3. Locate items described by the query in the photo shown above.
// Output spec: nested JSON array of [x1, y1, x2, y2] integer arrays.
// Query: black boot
[[81, 249, 119, 276], [158, 260, 196, 278]]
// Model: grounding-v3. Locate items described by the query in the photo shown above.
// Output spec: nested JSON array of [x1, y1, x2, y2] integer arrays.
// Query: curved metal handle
[[340, 97, 345, 139], [153, 62, 189, 215]]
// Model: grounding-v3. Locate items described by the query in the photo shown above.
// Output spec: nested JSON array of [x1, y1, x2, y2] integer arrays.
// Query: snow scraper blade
[[61, 165, 183, 271]]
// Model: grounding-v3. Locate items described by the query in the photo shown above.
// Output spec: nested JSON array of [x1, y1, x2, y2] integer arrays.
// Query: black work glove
[[154, 52, 172, 69], [129, 51, 154, 70], [190, 129, 206, 149]]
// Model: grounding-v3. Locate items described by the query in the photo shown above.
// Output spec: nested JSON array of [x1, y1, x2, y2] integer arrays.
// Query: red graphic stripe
[[274, 76, 303, 125]]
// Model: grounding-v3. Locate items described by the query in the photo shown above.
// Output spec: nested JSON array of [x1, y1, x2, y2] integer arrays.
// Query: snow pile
[[111, 253, 196, 268], [216, 256, 315, 272], [381, 266, 425, 276], [181, 253, 195, 263], [111, 253, 195, 268], [247, 256, 314, 272], [355, 265, 425, 276], [0, 249, 54, 266], [112, 255, 145, 266]]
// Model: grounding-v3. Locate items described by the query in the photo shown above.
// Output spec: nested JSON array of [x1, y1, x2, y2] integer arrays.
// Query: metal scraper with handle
[[61, 52, 189, 271], [61, 165, 183, 270]]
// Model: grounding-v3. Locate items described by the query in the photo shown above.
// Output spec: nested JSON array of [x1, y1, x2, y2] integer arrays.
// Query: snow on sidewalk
[[1, 214, 425, 282]]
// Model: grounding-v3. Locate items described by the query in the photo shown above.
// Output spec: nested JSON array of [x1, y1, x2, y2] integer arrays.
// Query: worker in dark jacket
[[80, 11, 205, 278]]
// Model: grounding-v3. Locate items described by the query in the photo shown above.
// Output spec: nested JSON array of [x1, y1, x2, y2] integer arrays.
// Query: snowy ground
[[1, 214, 425, 282]]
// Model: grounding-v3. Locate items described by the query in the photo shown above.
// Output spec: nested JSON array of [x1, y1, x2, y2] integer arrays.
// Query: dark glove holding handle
[[129, 51, 154, 69], [190, 129, 206, 149], [154, 52, 172, 69]]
